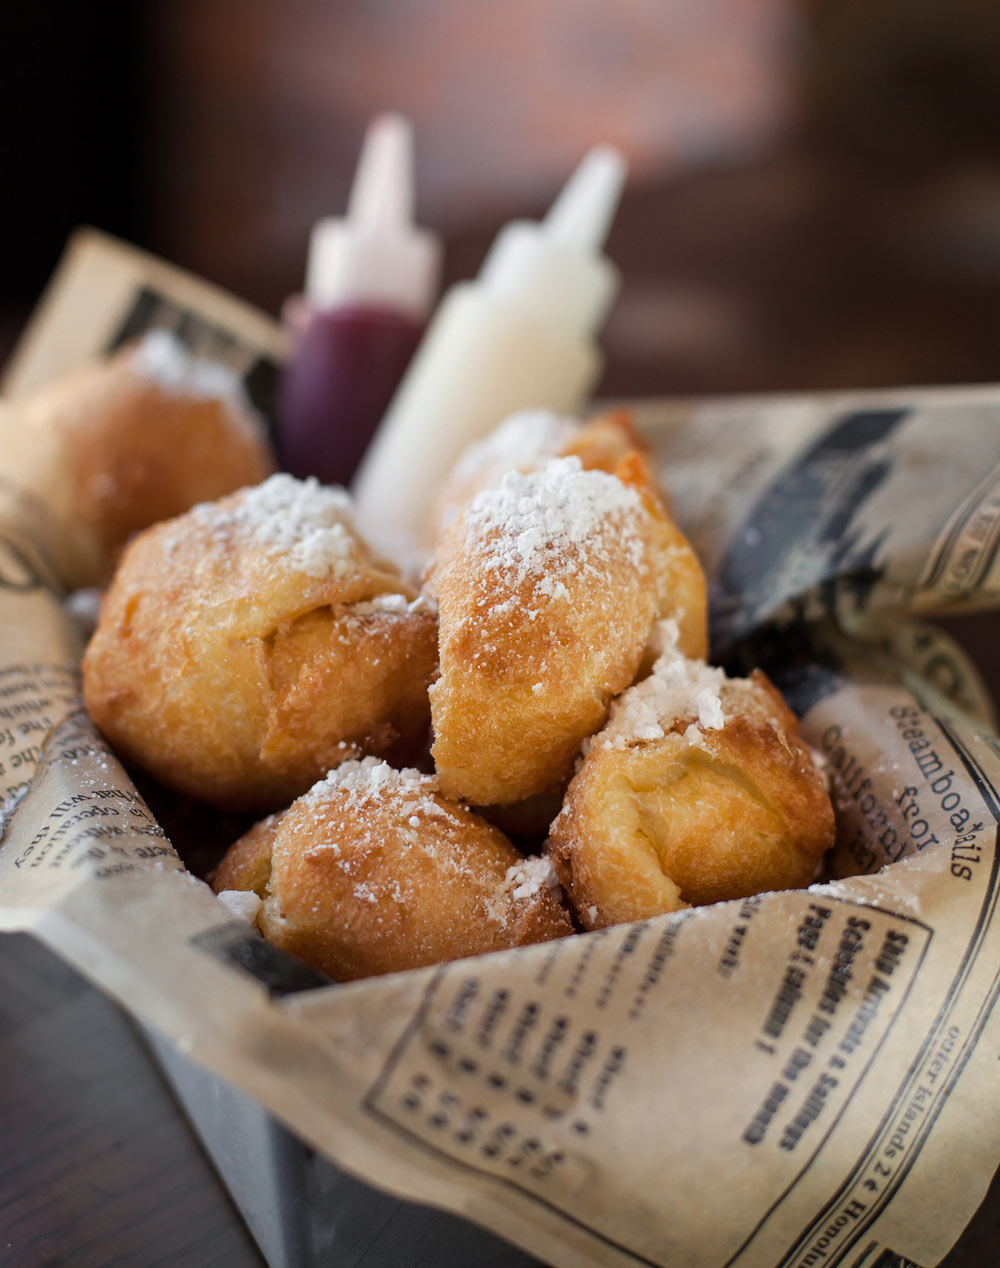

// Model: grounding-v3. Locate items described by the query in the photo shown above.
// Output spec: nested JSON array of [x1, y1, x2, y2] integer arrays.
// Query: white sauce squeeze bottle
[[352, 145, 627, 555]]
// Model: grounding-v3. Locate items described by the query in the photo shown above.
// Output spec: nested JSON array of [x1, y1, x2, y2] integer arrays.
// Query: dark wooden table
[[0, 932, 265, 1267]]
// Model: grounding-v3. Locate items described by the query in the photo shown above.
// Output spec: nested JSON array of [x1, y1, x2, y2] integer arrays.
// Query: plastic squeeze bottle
[[277, 114, 442, 486], [352, 145, 627, 554]]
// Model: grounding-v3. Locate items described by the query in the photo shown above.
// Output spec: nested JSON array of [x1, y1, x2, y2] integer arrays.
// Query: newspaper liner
[[2, 233, 1000, 1268]]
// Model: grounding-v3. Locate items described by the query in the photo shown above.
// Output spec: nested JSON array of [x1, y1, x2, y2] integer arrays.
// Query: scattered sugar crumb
[[537, 576, 570, 601], [216, 889, 262, 923], [696, 686, 725, 730], [503, 855, 562, 902], [303, 840, 341, 860], [348, 592, 432, 619], [367, 592, 407, 613]]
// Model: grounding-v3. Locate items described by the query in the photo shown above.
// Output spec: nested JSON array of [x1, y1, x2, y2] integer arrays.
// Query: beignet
[[547, 622, 835, 929], [12, 330, 274, 583], [429, 455, 706, 807], [82, 474, 437, 812], [212, 758, 573, 981]]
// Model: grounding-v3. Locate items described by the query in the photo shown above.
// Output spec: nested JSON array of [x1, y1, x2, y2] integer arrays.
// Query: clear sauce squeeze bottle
[[352, 145, 627, 555], [277, 114, 442, 486]]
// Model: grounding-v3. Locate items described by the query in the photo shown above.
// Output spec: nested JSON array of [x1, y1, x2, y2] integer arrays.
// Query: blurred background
[[4, 0, 1000, 398]]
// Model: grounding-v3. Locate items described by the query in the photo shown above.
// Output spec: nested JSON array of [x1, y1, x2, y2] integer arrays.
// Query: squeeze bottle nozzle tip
[[305, 112, 440, 317], [544, 144, 627, 252], [475, 143, 627, 339], [347, 112, 414, 229]]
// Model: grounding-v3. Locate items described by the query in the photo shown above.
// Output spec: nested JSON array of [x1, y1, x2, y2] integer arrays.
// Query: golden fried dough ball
[[211, 758, 573, 981], [429, 455, 706, 808], [82, 475, 437, 812], [547, 624, 835, 929], [623, 451, 707, 663], [9, 330, 274, 586]]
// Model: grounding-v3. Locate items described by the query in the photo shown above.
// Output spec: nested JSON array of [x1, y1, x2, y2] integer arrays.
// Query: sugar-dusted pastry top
[[212, 758, 573, 981], [547, 621, 835, 929], [13, 330, 274, 579], [82, 474, 438, 812], [433, 408, 581, 537], [429, 451, 707, 808], [433, 407, 662, 541]]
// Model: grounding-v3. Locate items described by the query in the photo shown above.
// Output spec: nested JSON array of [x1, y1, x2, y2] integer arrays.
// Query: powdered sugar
[[216, 888, 263, 923], [283, 760, 563, 937], [594, 619, 728, 750], [463, 457, 645, 589], [357, 592, 407, 614], [695, 686, 725, 730], [448, 410, 581, 490], [293, 760, 448, 869], [303, 840, 341, 860], [193, 474, 360, 579], [131, 329, 265, 438], [348, 592, 436, 619], [304, 757, 437, 808], [503, 855, 562, 902]]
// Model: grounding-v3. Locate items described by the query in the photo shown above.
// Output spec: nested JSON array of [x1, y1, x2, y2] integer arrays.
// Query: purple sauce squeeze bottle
[[277, 114, 442, 486]]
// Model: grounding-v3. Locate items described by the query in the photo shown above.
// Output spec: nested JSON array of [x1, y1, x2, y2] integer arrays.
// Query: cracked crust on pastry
[[429, 453, 706, 807], [82, 476, 437, 812], [211, 759, 573, 981], [547, 661, 835, 929], [13, 335, 274, 580]]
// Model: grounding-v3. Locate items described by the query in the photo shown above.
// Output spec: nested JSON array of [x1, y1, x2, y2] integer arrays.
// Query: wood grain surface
[[0, 932, 265, 1267]]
